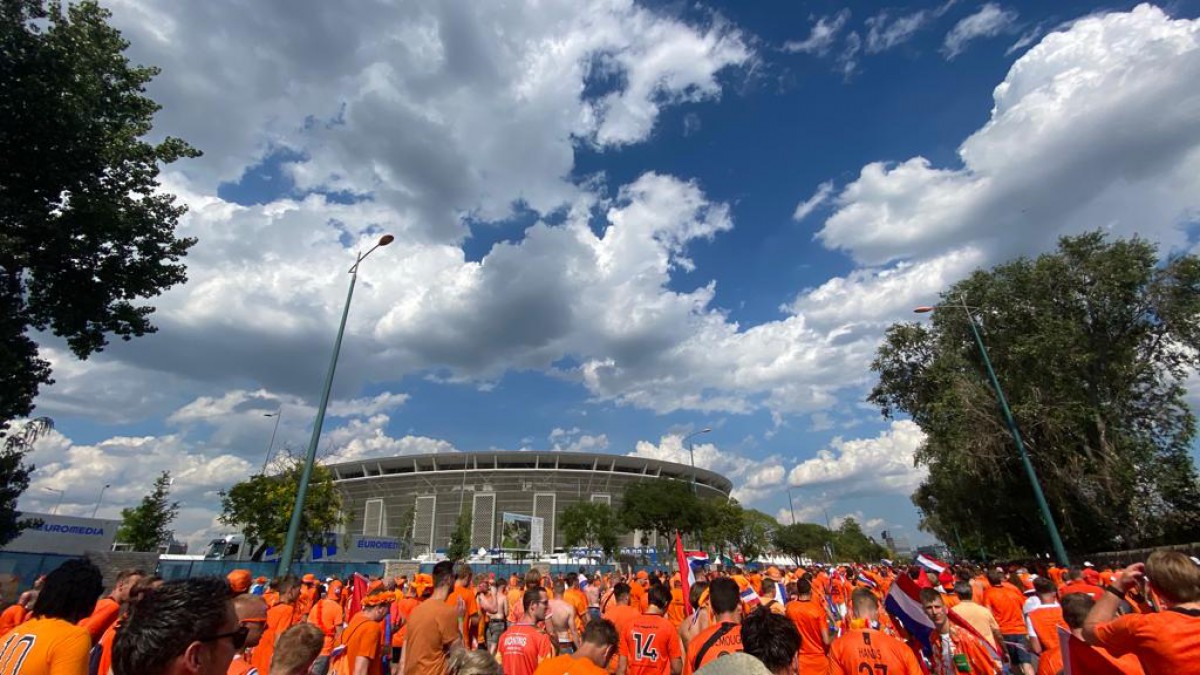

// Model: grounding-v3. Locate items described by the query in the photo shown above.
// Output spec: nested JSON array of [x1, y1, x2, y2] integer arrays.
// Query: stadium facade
[[330, 451, 733, 557]]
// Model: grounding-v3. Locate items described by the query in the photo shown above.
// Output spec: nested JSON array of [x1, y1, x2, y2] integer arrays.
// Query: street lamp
[[278, 234, 394, 577], [260, 407, 283, 475], [42, 487, 64, 515], [681, 428, 712, 493], [915, 295, 1070, 566], [91, 484, 110, 518]]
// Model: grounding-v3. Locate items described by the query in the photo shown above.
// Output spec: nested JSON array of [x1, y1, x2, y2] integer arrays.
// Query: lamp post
[[91, 484, 110, 518], [681, 428, 712, 493], [260, 407, 283, 475], [787, 486, 797, 524], [915, 295, 1069, 566], [43, 487, 64, 515], [277, 234, 394, 577]]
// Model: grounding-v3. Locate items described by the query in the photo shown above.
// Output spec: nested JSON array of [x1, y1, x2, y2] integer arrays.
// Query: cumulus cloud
[[548, 428, 610, 453], [943, 3, 1019, 59], [784, 10, 851, 56], [788, 420, 927, 497], [627, 434, 785, 506]]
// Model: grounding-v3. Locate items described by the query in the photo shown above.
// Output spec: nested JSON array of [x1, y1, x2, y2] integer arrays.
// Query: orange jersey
[[334, 612, 384, 675], [499, 623, 554, 675], [929, 627, 1002, 675], [78, 597, 119, 642], [96, 621, 118, 675], [1025, 603, 1066, 654], [683, 621, 740, 675], [786, 598, 829, 673], [296, 585, 316, 618], [666, 589, 686, 627], [0, 617, 92, 675], [1058, 581, 1104, 602], [605, 604, 640, 638], [982, 585, 1026, 634], [390, 597, 420, 648], [829, 628, 923, 675], [621, 613, 682, 675], [228, 654, 254, 675], [252, 601, 294, 672], [1092, 608, 1200, 674], [0, 606, 28, 637], [309, 598, 345, 656], [446, 585, 478, 647], [534, 653, 608, 675]]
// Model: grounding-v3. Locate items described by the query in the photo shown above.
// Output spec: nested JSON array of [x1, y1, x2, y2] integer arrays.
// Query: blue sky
[[20, 0, 1200, 551]]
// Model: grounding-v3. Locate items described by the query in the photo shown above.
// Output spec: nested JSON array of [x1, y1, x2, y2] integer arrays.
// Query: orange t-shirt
[[829, 628, 923, 675], [390, 597, 420, 648], [629, 584, 648, 613], [309, 598, 345, 656], [0, 606, 28, 637], [930, 627, 1001, 675], [1093, 609, 1200, 674], [296, 585, 316, 619], [96, 620, 118, 675], [683, 621, 741, 675], [445, 585, 478, 647], [564, 589, 588, 627], [533, 653, 608, 675], [621, 613, 682, 675], [605, 604, 640, 639], [403, 599, 460, 675], [499, 623, 554, 675], [0, 617, 92, 675], [786, 599, 829, 672], [228, 654, 254, 675], [1058, 581, 1104, 601], [982, 585, 1026, 634], [334, 612, 383, 675], [252, 601, 294, 672], [1025, 603, 1066, 653], [1036, 647, 1062, 675], [666, 589, 686, 628], [78, 597, 119, 642]]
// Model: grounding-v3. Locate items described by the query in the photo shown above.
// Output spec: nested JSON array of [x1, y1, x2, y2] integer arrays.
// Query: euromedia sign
[[1, 513, 120, 556]]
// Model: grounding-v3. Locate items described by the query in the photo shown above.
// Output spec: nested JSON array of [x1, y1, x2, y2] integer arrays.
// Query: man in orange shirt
[[228, 593, 268, 675], [535, 618, 618, 675], [1024, 577, 1066, 659], [296, 574, 318, 622], [78, 567, 144, 642], [1054, 593, 1144, 674], [785, 577, 830, 674], [666, 577, 686, 628], [388, 583, 421, 671], [563, 575, 590, 630], [252, 575, 300, 674], [1083, 551, 1200, 673], [684, 577, 740, 675], [0, 559, 102, 675], [829, 588, 922, 675], [333, 591, 390, 675], [1058, 566, 1104, 601], [618, 586, 682, 675], [982, 568, 1031, 675], [309, 582, 346, 675], [227, 569, 252, 596], [921, 588, 1002, 675], [499, 586, 554, 675], [605, 582, 641, 643], [445, 563, 479, 649], [630, 572, 649, 613], [402, 561, 461, 675]]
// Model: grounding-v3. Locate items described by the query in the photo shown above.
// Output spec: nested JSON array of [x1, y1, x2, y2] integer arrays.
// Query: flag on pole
[[674, 532, 693, 617], [915, 554, 948, 574], [346, 572, 369, 619]]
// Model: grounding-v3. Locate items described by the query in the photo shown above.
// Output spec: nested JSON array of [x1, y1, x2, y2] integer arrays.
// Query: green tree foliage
[[0, 418, 51, 546], [1, 0, 197, 530], [772, 522, 832, 564], [832, 517, 891, 562], [870, 233, 1200, 554], [219, 456, 344, 560], [619, 478, 710, 543], [446, 504, 473, 562], [116, 471, 179, 552], [772, 518, 890, 563], [560, 501, 624, 560]]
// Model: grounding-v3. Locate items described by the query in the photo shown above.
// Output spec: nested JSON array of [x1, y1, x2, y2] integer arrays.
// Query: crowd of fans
[[0, 550, 1195, 674]]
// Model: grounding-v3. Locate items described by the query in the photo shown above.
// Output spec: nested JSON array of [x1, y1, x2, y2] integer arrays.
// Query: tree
[[219, 455, 344, 560], [832, 517, 891, 563], [0, 418, 51, 546], [870, 233, 1200, 554], [619, 478, 708, 544], [0, 1, 198, 429], [116, 471, 179, 552], [730, 508, 776, 561], [396, 504, 415, 558], [560, 501, 624, 560], [772, 522, 832, 564], [446, 504, 472, 562]]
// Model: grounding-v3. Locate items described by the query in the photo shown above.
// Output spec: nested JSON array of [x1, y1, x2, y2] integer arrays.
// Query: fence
[[0, 551, 78, 600], [156, 559, 385, 582], [416, 563, 627, 578]]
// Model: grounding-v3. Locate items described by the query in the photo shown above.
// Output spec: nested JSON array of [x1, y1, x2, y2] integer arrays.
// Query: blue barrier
[[0, 551, 79, 597], [156, 560, 384, 581]]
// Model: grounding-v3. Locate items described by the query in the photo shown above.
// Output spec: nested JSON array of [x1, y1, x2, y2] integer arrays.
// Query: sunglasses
[[200, 625, 249, 650]]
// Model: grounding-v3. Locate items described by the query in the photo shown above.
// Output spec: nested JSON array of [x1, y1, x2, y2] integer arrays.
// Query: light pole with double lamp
[[914, 296, 1069, 566], [682, 428, 712, 493], [278, 234, 394, 577]]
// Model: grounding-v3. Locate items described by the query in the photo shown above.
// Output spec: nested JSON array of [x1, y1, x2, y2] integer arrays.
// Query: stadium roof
[[328, 450, 733, 494]]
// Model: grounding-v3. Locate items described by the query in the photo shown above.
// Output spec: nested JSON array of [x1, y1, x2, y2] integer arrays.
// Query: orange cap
[[636, 570, 649, 580], [227, 569, 252, 593], [302, 573, 317, 584], [363, 591, 393, 607]]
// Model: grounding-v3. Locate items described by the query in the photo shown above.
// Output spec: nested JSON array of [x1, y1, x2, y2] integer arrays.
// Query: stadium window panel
[[533, 493, 556, 553], [414, 495, 436, 556], [472, 492, 496, 549], [363, 498, 384, 536], [590, 494, 611, 506]]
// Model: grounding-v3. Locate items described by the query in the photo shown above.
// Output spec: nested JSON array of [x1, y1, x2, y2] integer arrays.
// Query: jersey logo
[[632, 631, 659, 661], [0, 634, 36, 673]]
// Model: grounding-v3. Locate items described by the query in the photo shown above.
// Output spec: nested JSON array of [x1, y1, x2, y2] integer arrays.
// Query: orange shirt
[[1035, 647, 1062, 675], [683, 621, 741, 675], [929, 627, 1001, 675], [786, 598, 829, 672], [499, 623, 554, 675], [403, 599, 460, 675], [605, 604, 640, 639], [1025, 603, 1066, 654], [629, 583, 648, 613], [829, 628, 923, 675], [621, 613, 682, 675], [78, 597, 119, 642], [336, 612, 383, 675], [96, 620, 118, 675], [0, 617, 92, 675], [446, 585, 478, 647], [296, 585, 316, 620], [1093, 609, 1200, 674], [666, 589, 686, 628], [982, 585, 1026, 634], [252, 601, 294, 672], [227, 654, 254, 675], [533, 653, 608, 675], [309, 598, 345, 656], [1058, 581, 1104, 602], [0, 606, 28, 637], [564, 588, 589, 627], [390, 597, 420, 648]]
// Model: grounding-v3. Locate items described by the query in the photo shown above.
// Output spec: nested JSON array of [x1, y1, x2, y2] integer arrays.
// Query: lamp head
[[378, 234, 395, 246], [913, 306, 936, 314]]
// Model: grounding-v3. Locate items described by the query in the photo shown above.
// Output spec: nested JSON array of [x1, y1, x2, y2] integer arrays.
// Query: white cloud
[[943, 3, 1019, 59], [787, 420, 927, 498], [1005, 23, 1045, 56], [866, 9, 933, 53], [784, 10, 851, 56], [548, 428, 610, 453], [838, 31, 864, 78], [792, 181, 834, 221], [820, 5, 1200, 269], [627, 435, 784, 506]]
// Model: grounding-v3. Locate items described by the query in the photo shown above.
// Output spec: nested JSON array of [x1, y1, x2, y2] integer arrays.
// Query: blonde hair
[[1146, 550, 1200, 605], [447, 646, 502, 675], [269, 623, 323, 675]]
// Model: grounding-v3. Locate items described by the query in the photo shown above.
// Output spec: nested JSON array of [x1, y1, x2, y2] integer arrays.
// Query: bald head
[[234, 593, 268, 620]]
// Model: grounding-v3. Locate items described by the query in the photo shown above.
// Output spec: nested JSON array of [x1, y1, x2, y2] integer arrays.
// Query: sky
[[17, 0, 1200, 552]]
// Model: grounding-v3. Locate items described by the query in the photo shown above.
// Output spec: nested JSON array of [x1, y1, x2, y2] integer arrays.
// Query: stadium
[[330, 451, 733, 558]]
